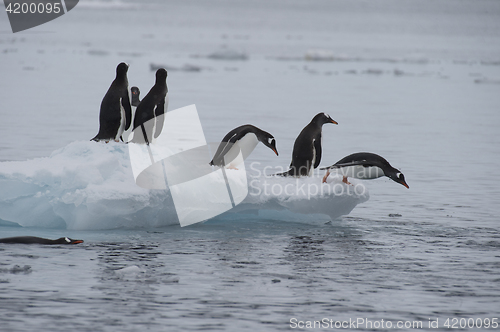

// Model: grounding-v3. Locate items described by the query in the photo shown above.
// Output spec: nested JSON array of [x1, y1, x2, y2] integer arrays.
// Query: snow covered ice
[[0, 141, 368, 229]]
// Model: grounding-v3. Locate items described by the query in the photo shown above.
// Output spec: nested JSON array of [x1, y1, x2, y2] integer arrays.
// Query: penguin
[[131, 86, 141, 107], [132, 68, 168, 144], [0, 236, 84, 244], [279, 113, 338, 177], [321, 152, 409, 188], [91, 62, 132, 142], [209, 125, 278, 168], [122, 86, 141, 142]]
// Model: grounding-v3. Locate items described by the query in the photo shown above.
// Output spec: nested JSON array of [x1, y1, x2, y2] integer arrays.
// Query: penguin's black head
[[131, 87, 141, 106], [156, 68, 168, 83], [313, 112, 338, 126], [388, 170, 409, 189], [56, 237, 84, 245], [259, 132, 279, 156], [131, 86, 140, 97], [116, 62, 129, 76]]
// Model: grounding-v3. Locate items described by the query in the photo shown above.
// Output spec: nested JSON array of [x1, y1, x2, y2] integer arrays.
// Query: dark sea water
[[1, 0, 500, 331]]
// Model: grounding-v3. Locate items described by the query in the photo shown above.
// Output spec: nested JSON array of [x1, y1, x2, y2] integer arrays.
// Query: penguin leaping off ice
[[91, 62, 132, 143], [209, 125, 278, 168], [278, 112, 338, 177], [321, 152, 409, 188]]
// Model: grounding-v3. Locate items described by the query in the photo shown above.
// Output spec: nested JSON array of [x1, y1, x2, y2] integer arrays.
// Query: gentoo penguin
[[131, 86, 141, 106], [0, 236, 84, 244], [279, 113, 337, 176], [91, 62, 132, 142], [209, 125, 278, 168], [132, 69, 168, 144], [321, 152, 409, 188], [122, 86, 141, 142]]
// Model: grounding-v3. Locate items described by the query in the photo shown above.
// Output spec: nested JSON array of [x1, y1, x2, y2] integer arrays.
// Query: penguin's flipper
[[154, 101, 165, 139], [121, 89, 132, 130], [210, 128, 246, 166], [210, 139, 236, 166], [313, 133, 322, 169]]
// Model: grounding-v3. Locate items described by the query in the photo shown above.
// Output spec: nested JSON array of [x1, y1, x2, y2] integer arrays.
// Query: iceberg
[[0, 141, 369, 230]]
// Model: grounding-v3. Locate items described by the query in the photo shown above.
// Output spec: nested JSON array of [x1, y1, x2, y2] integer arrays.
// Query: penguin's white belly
[[116, 98, 126, 140], [122, 106, 136, 142], [151, 94, 168, 143], [225, 133, 258, 167], [164, 94, 169, 114], [333, 165, 385, 179], [309, 140, 316, 176], [151, 111, 157, 143]]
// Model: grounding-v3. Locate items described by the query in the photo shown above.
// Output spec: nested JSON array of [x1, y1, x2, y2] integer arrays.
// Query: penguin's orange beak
[[400, 181, 409, 189], [272, 148, 279, 156], [72, 240, 84, 244], [331, 119, 338, 125]]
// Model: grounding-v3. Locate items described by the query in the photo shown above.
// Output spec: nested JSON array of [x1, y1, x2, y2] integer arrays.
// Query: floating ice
[[234, 172, 369, 222], [305, 49, 339, 61], [77, 0, 136, 9], [150, 63, 204, 72], [115, 265, 142, 275], [208, 49, 249, 61], [0, 141, 369, 230], [0, 265, 32, 274]]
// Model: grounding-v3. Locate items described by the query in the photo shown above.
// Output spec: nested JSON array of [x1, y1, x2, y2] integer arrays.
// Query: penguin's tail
[[91, 134, 108, 143], [273, 169, 295, 177], [90, 131, 104, 142]]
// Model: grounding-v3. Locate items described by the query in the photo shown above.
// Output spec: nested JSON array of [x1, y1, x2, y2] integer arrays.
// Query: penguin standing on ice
[[321, 152, 409, 188], [91, 62, 132, 142], [209, 125, 278, 168], [131, 86, 141, 107], [122, 86, 141, 142], [132, 69, 168, 144], [279, 112, 338, 176]]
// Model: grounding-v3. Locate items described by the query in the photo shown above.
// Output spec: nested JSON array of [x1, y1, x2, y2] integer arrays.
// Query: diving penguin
[[321, 152, 409, 188], [132, 69, 168, 144], [279, 113, 338, 176], [91, 62, 132, 142], [209, 125, 278, 168]]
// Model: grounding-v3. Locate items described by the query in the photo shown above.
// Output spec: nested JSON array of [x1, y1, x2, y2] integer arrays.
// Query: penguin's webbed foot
[[322, 171, 330, 183], [342, 176, 352, 185]]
